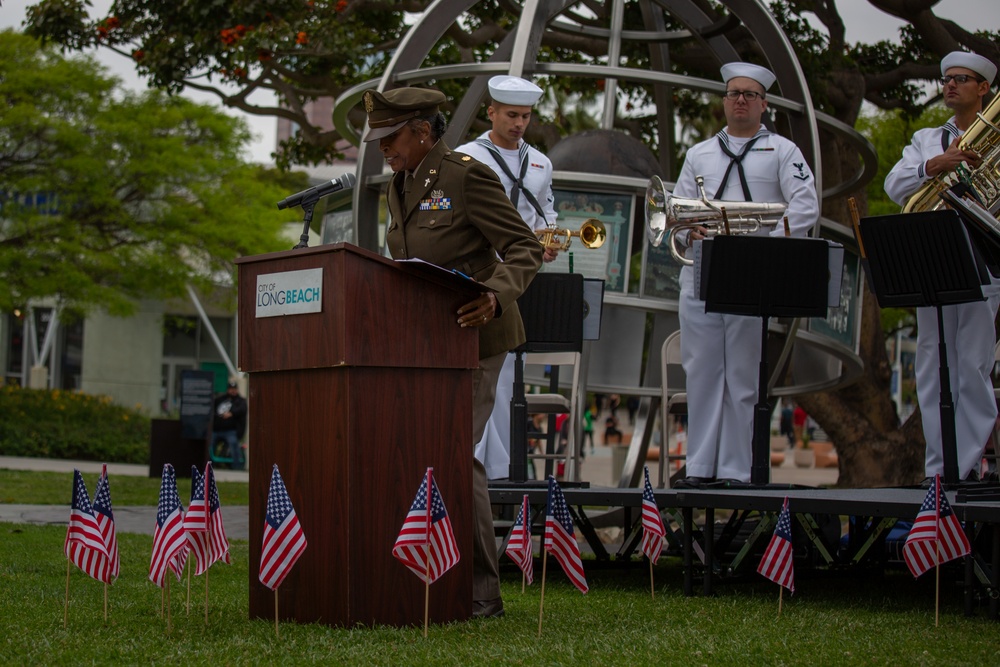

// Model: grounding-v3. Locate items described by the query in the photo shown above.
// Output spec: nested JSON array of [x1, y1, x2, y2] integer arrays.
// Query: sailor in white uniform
[[457, 75, 558, 479], [673, 62, 819, 486], [885, 51, 999, 483]]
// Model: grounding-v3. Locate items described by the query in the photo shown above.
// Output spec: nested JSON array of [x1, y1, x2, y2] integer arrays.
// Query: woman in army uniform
[[362, 87, 543, 619]]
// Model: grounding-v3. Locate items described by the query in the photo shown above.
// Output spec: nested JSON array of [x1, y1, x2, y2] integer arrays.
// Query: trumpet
[[645, 174, 787, 265], [537, 218, 607, 251]]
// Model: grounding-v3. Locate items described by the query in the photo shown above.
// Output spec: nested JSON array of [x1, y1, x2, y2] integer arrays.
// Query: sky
[[3, 0, 999, 165]]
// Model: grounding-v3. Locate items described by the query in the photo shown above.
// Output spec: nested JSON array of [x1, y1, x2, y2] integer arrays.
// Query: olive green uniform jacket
[[384, 140, 544, 359]]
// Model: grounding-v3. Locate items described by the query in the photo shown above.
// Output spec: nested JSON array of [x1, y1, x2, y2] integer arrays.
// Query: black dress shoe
[[674, 476, 713, 489], [715, 478, 749, 488], [918, 477, 934, 489], [472, 597, 505, 619]]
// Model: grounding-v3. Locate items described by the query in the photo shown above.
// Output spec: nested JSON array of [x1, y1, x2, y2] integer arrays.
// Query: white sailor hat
[[488, 75, 543, 106], [941, 51, 996, 85], [720, 62, 777, 91]]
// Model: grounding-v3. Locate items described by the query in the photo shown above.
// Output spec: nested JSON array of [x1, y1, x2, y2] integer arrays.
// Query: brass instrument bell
[[537, 218, 607, 251]]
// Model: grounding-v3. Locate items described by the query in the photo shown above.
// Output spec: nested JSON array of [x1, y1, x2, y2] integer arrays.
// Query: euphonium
[[903, 93, 1000, 214], [537, 218, 607, 251], [644, 174, 788, 265]]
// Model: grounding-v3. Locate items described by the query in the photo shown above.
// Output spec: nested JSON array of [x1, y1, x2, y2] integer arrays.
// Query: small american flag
[[544, 476, 588, 593], [904, 475, 971, 578], [204, 463, 232, 569], [64, 469, 111, 583], [149, 464, 188, 588], [641, 466, 666, 564], [259, 465, 307, 590], [757, 496, 795, 593], [186, 463, 231, 576], [92, 464, 119, 583], [184, 465, 210, 575], [393, 468, 460, 584], [504, 494, 534, 584]]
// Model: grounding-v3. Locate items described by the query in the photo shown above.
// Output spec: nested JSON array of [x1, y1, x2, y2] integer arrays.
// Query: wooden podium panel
[[236, 244, 479, 627], [238, 243, 478, 372]]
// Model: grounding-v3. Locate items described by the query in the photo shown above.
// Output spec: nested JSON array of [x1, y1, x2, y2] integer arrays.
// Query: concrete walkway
[[0, 456, 250, 538], [0, 439, 836, 539]]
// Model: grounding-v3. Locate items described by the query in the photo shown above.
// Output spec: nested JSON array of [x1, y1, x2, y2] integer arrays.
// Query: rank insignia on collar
[[461, 156, 472, 161]]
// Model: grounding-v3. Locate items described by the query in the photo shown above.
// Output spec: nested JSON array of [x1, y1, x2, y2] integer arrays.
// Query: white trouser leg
[[919, 282, 1000, 479], [680, 267, 761, 481]]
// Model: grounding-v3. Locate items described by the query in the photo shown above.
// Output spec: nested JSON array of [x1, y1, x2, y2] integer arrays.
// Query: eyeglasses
[[723, 90, 764, 101], [940, 74, 984, 85]]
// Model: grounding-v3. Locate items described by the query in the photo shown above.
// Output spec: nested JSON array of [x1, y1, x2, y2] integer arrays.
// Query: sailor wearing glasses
[[885, 51, 999, 484], [671, 62, 819, 488]]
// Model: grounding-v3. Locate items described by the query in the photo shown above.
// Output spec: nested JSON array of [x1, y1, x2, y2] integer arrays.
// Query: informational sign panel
[[179, 369, 215, 440]]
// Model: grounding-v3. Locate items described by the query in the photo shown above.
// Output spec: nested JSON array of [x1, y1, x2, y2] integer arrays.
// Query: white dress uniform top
[[459, 134, 558, 234], [674, 64, 819, 482], [457, 75, 558, 479], [885, 104, 1000, 479]]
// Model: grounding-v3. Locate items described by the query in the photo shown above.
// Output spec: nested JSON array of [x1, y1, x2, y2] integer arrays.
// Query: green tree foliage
[[0, 30, 301, 316], [25, 0, 407, 168], [857, 105, 952, 217]]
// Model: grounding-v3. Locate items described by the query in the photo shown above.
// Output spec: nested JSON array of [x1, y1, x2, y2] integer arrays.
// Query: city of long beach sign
[[255, 268, 323, 318]]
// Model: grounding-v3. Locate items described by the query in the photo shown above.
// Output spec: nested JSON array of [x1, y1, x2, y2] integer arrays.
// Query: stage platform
[[488, 483, 1000, 618]]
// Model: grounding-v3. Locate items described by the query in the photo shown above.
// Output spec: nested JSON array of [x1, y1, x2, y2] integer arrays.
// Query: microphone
[[277, 172, 357, 210]]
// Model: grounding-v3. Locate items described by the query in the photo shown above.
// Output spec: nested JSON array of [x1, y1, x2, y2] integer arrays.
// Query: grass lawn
[[0, 468, 250, 506], [2, 522, 998, 665]]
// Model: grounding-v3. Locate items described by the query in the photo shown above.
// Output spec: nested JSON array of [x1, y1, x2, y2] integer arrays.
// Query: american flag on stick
[[186, 463, 231, 576], [184, 465, 210, 575], [64, 469, 111, 583], [640, 466, 666, 564], [757, 496, 795, 593], [204, 463, 231, 568], [92, 465, 119, 583], [149, 464, 188, 588], [904, 475, 971, 578], [504, 494, 534, 585], [544, 476, 588, 594], [393, 468, 460, 584], [259, 465, 307, 590]]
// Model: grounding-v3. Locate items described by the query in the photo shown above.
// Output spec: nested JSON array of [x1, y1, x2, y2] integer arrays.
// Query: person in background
[[884, 51, 999, 484], [583, 405, 596, 455], [362, 86, 543, 619], [213, 380, 247, 470], [672, 62, 819, 487], [457, 75, 558, 482]]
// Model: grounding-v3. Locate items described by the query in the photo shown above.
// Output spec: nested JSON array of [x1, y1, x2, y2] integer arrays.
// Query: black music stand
[[508, 273, 584, 484], [858, 209, 987, 486], [700, 235, 830, 486]]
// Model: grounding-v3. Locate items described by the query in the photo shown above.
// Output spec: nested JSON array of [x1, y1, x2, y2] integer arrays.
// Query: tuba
[[537, 218, 607, 251], [903, 93, 1000, 214], [645, 174, 788, 265]]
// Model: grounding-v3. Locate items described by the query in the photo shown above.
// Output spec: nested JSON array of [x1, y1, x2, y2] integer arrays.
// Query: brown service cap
[[361, 88, 447, 142]]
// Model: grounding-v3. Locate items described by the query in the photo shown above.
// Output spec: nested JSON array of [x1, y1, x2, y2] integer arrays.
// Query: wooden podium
[[236, 243, 482, 627]]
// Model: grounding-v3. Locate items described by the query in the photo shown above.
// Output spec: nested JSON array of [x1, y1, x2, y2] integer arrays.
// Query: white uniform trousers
[[679, 265, 762, 482], [918, 281, 1000, 479], [474, 352, 515, 479]]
